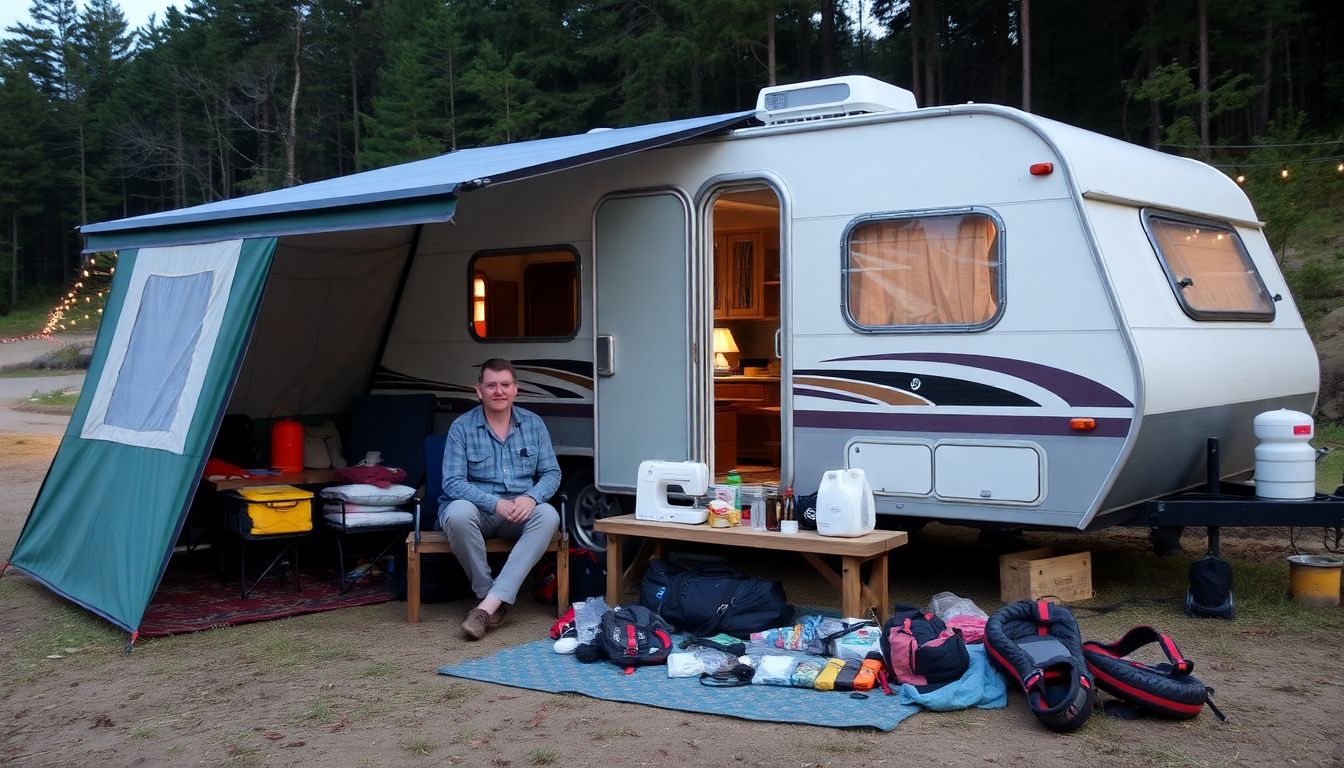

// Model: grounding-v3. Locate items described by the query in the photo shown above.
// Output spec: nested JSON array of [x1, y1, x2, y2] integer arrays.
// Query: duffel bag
[[640, 559, 794, 638]]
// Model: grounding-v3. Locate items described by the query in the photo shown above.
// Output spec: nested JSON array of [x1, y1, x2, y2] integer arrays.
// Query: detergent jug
[[815, 468, 876, 537]]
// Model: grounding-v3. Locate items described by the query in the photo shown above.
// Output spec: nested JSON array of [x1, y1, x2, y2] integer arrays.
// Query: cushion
[[304, 421, 347, 469], [323, 509, 414, 528], [321, 501, 405, 514], [320, 483, 415, 506]]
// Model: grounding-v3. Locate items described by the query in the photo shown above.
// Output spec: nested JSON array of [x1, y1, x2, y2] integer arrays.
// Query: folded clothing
[[322, 504, 414, 528]]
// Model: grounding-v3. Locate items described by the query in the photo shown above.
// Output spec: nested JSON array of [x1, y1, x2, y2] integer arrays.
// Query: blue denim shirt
[[441, 405, 561, 513]]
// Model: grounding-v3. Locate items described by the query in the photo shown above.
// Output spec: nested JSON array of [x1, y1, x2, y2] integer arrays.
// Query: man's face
[[476, 367, 517, 417]]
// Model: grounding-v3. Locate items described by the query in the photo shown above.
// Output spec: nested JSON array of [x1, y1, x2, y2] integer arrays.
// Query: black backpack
[[575, 605, 675, 671], [1186, 554, 1234, 619]]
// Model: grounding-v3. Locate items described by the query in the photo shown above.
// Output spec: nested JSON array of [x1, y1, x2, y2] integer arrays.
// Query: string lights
[[39, 252, 118, 336]]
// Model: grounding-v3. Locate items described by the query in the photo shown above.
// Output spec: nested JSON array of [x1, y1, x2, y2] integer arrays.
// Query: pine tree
[[0, 67, 50, 311]]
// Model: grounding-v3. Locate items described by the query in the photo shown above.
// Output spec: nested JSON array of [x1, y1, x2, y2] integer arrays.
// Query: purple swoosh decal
[[795, 410, 1130, 438], [824, 353, 1133, 408]]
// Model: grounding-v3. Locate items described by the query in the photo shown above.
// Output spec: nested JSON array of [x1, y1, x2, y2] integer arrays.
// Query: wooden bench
[[594, 514, 907, 621], [405, 531, 569, 622]]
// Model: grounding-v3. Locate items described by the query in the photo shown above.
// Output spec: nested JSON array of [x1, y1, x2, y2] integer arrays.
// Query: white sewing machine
[[635, 460, 711, 524]]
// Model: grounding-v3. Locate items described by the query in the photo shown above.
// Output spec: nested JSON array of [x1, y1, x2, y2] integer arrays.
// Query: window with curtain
[[845, 212, 1002, 329], [1145, 213, 1275, 321]]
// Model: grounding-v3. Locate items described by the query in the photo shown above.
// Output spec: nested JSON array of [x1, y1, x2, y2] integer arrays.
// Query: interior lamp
[[712, 327, 739, 373]]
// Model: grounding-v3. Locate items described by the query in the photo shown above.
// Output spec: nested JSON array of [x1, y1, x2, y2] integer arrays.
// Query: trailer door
[[593, 192, 695, 492]]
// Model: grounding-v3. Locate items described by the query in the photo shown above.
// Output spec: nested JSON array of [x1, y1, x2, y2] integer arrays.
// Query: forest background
[[1, 0, 1342, 359]]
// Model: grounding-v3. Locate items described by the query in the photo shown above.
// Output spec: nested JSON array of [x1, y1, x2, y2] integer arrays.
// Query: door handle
[[773, 328, 782, 360], [596, 335, 615, 376]]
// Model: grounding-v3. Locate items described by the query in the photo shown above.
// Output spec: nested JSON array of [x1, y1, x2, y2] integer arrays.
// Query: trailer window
[[844, 212, 1002, 330], [1144, 213, 1274, 321], [468, 247, 579, 340]]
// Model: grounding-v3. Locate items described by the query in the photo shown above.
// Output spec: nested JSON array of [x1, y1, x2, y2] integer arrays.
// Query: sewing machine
[[635, 460, 711, 524]]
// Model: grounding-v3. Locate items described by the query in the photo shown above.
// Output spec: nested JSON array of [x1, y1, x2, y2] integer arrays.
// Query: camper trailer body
[[374, 83, 1317, 533]]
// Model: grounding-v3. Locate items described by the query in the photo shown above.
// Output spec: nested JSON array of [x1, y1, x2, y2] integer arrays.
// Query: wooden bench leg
[[868, 553, 890, 623], [555, 543, 570, 617], [604, 535, 623, 608], [841, 555, 862, 620], [407, 540, 422, 624]]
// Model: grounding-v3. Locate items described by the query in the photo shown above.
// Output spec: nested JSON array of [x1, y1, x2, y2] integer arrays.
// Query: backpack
[[1186, 554, 1234, 619], [880, 605, 970, 692], [574, 605, 675, 672], [1083, 626, 1226, 721]]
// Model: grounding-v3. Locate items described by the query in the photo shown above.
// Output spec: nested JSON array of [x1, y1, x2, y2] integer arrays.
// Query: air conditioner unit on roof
[[755, 75, 918, 125]]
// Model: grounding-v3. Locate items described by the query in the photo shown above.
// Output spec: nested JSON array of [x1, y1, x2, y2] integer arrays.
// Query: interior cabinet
[[714, 230, 769, 319]]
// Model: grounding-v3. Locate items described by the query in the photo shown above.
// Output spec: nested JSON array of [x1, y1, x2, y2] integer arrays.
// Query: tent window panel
[[1145, 213, 1275, 321], [469, 246, 579, 341], [106, 271, 213, 431], [845, 212, 1002, 330]]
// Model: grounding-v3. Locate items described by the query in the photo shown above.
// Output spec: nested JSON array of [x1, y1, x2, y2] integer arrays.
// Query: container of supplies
[[1253, 409, 1315, 500], [816, 468, 876, 537]]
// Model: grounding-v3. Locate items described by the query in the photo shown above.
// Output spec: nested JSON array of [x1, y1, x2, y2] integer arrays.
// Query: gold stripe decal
[[794, 376, 932, 406]]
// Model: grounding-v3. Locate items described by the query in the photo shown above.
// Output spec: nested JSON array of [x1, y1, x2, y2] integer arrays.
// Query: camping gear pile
[[559, 568, 1226, 729]]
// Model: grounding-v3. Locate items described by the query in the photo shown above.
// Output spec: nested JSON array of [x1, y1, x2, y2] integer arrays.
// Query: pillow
[[304, 421, 348, 469], [320, 483, 415, 506], [323, 509, 414, 528], [321, 500, 405, 514]]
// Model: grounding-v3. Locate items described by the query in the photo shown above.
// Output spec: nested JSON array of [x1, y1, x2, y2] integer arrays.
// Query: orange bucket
[[1286, 555, 1343, 608]]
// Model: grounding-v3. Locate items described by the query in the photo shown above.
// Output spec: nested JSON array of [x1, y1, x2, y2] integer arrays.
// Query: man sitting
[[440, 358, 561, 640]]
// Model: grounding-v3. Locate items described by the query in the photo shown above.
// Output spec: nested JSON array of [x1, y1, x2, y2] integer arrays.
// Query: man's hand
[[497, 495, 536, 523]]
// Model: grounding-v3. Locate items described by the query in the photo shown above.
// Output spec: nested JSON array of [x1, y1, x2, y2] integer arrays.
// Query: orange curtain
[[1150, 220, 1271, 314], [849, 214, 998, 326]]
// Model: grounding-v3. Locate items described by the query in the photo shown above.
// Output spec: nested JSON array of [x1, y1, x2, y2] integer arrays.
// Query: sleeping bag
[[985, 600, 1096, 733]]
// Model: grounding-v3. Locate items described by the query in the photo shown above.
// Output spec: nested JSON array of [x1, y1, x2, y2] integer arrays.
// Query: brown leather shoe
[[462, 608, 491, 641], [486, 603, 509, 628]]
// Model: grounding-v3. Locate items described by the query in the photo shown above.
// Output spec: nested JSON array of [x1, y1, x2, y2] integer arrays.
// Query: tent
[[6, 111, 752, 637]]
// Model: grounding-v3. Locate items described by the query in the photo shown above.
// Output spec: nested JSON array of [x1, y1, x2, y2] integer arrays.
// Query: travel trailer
[[13, 76, 1319, 631]]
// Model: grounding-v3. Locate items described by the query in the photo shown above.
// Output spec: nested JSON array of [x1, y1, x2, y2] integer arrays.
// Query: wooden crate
[[999, 547, 1092, 603]]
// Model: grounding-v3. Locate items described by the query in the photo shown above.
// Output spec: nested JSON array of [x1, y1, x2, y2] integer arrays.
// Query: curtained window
[[845, 212, 1001, 329], [1145, 213, 1274, 321]]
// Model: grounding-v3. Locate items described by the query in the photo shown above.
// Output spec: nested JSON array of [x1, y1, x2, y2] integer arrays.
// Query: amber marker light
[[1029, 162, 1054, 176], [1069, 418, 1097, 432]]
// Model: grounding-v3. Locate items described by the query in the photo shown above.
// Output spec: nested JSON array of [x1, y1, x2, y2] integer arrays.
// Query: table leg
[[605, 535, 623, 608], [868, 553, 889, 622], [407, 541, 422, 624], [841, 555, 862, 619]]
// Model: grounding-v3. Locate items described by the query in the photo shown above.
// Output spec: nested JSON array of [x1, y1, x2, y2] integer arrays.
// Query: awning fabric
[[81, 111, 754, 252]]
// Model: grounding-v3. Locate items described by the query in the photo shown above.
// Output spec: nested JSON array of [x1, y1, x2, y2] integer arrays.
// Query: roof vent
[[755, 75, 917, 125]]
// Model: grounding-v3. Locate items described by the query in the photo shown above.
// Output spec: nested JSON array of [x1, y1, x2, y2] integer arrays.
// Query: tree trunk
[[766, 8, 776, 86], [1145, 0, 1161, 149], [1197, 0, 1209, 154], [350, 56, 360, 166], [925, 0, 940, 105], [821, 0, 835, 76], [1255, 10, 1273, 135], [1020, 0, 1031, 112], [910, 0, 922, 103], [285, 9, 302, 188], [78, 122, 87, 225], [796, 6, 811, 80]]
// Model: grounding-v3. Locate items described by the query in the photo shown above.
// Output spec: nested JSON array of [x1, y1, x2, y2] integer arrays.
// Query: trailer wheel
[[562, 466, 626, 553]]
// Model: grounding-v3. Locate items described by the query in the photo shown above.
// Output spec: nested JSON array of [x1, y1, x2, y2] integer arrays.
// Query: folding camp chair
[[324, 393, 435, 593]]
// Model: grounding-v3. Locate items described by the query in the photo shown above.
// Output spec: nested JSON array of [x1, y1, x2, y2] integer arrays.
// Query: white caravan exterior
[[367, 77, 1317, 539], [81, 76, 1319, 549]]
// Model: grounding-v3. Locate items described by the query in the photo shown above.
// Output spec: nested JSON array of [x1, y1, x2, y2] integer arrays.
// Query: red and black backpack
[[1082, 626, 1226, 721], [574, 604, 674, 674]]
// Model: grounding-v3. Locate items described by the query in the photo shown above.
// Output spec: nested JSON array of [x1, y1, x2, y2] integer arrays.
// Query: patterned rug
[[441, 639, 925, 730], [138, 566, 397, 637]]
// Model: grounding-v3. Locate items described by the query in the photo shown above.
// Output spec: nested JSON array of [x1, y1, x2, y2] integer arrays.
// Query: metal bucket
[[1286, 554, 1343, 608]]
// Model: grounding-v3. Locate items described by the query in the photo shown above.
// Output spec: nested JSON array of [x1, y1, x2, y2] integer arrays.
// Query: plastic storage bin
[[226, 485, 314, 536]]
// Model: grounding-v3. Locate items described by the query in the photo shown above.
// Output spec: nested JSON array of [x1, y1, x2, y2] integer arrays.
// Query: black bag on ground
[[1186, 554, 1234, 619], [574, 604, 675, 670], [640, 559, 794, 638]]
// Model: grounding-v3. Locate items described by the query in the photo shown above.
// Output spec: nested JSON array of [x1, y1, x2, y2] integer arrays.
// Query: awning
[[82, 110, 755, 252]]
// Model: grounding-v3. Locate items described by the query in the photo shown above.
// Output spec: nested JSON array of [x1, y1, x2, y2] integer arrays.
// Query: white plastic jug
[[816, 468, 876, 537]]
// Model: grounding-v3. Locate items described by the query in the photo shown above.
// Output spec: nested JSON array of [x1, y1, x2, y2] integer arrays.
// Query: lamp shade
[[713, 327, 739, 354]]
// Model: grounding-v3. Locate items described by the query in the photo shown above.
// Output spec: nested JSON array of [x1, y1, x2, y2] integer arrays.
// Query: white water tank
[[1253, 409, 1316, 499], [816, 468, 876, 537]]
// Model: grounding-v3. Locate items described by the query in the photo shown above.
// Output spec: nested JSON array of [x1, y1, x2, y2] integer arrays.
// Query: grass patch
[[1314, 422, 1344, 493], [527, 747, 559, 765], [17, 387, 79, 411], [130, 723, 157, 739], [0, 299, 56, 337], [355, 660, 399, 679], [220, 729, 262, 765], [400, 737, 437, 757], [296, 693, 338, 724], [239, 629, 356, 670], [448, 728, 477, 745]]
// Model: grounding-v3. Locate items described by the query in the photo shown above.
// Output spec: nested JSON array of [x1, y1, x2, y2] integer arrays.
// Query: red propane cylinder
[[270, 418, 304, 474]]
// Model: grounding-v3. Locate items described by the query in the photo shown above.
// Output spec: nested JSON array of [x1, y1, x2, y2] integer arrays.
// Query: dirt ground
[[2, 433, 1344, 768]]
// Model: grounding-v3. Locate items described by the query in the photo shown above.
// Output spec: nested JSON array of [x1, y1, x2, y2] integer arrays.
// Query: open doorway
[[709, 186, 782, 485]]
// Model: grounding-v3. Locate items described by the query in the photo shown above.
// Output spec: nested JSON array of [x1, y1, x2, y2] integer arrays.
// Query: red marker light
[[1069, 418, 1097, 432], [1029, 162, 1054, 176]]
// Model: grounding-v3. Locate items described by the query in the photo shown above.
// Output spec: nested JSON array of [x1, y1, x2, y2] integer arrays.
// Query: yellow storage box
[[226, 485, 314, 536]]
